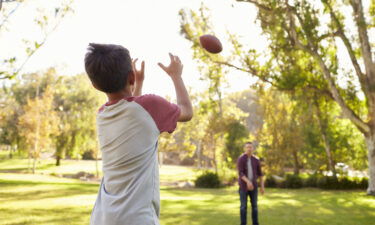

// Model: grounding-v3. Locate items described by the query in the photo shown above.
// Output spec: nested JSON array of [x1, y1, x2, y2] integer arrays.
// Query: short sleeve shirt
[[90, 94, 181, 225]]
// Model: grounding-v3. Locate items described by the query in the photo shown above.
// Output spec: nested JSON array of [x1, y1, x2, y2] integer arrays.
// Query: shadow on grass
[[160, 187, 375, 225], [0, 207, 92, 225], [0, 162, 56, 173], [0, 179, 99, 202]]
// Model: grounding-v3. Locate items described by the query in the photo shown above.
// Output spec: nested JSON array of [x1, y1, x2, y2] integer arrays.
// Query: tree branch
[[323, 0, 372, 107], [213, 60, 334, 100], [236, 0, 272, 12], [350, 0, 375, 75], [0, 0, 20, 31], [287, 1, 370, 134]]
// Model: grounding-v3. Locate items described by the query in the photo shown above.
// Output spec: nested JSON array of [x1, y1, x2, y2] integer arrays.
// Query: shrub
[[82, 150, 95, 160], [195, 171, 221, 188], [317, 176, 339, 189], [357, 177, 369, 189], [265, 176, 277, 188], [304, 174, 319, 187], [284, 174, 303, 189], [338, 176, 354, 189]]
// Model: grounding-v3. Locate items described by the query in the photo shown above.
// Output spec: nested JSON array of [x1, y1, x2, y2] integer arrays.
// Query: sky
[[1, 0, 265, 99]]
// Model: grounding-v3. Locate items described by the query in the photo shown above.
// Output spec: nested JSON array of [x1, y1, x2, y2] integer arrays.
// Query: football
[[199, 34, 223, 54]]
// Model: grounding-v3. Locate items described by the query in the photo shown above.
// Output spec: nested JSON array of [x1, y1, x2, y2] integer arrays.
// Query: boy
[[84, 43, 193, 225]]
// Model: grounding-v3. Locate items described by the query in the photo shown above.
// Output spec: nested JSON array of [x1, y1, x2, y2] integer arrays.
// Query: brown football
[[199, 34, 223, 54]]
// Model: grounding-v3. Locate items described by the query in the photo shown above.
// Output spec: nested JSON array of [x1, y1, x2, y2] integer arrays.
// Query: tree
[[0, 0, 74, 79], [232, 0, 375, 195], [0, 86, 21, 158], [18, 85, 60, 173], [224, 120, 249, 167], [180, 0, 375, 195], [53, 73, 104, 167]]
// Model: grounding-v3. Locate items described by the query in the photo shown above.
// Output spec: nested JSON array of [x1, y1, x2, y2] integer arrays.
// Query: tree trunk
[[8, 146, 12, 159], [32, 157, 36, 174], [321, 132, 337, 179], [365, 132, 375, 195], [314, 99, 337, 178], [197, 141, 202, 168], [27, 152, 31, 173], [292, 150, 300, 175], [56, 155, 61, 166]]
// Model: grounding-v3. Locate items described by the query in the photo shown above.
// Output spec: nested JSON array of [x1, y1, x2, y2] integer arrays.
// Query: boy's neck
[[106, 87, 132, 103]]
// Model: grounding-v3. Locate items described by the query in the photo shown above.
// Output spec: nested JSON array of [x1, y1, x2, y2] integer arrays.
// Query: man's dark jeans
[[239, 188, 259, 225]]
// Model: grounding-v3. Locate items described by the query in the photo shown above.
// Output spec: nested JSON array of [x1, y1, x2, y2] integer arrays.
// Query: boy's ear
[[128, 71, 135, 85]]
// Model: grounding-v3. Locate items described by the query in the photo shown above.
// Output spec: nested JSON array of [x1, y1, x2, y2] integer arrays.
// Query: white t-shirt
[[90, 94, 180, 225], [247, 157, 253, 182]]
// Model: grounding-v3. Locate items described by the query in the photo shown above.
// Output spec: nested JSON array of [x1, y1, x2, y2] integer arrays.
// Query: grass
[[0, 173, 374, 225], [1, 151, 374, 224], [0, 151, 197, 183]]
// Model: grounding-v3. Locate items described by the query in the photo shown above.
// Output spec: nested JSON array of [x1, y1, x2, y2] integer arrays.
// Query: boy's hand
[[158, 53, 192, 122], [132, 58, 145, 84], [132, 58, 145, 96], [158, 53, 183, 78]]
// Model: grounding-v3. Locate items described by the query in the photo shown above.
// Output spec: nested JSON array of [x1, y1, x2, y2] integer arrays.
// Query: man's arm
[[259, 176, 265, 194], [132, 58, 145, 96], [257, 160, 265, 194], [158, 53, 193, 122]]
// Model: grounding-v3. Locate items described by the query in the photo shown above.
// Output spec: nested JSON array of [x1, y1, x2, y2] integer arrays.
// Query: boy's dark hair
[[84, 43, 132, 93]]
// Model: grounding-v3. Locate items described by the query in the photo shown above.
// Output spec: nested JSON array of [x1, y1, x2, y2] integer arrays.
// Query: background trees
[[179, 0, 372, 194]]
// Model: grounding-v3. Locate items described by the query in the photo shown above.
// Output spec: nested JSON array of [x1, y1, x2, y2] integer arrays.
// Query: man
[[237, 141, 265, 225]]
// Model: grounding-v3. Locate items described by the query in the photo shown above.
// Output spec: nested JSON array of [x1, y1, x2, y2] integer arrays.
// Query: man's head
[[244, 141, 254, 156], [84, 43, 133, 93]]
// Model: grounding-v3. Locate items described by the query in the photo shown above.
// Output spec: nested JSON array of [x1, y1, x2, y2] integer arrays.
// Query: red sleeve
[[134, 94, 181, 133]]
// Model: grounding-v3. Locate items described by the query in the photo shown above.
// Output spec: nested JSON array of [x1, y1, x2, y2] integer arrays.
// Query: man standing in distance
[[237, 141, 265, 225]]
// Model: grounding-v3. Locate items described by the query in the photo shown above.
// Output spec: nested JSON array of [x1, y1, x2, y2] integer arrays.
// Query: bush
[[265, 176, 277, 188], [195, 171, 221, 188], [262, 173, 368, 190], [304, 174, 319, 187], [338, 176, 354, 189], [82, 150, 95, 160], [317, 176, 339, 189], [357, 177, 369, 189], [284, 174, 303, 189]]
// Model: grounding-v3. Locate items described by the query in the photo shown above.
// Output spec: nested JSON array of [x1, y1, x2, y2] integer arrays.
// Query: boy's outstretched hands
[[158, 53, 183, 79], [132, 58, 145, 83], [158, 53, 192, 122], [132, 58, 145, 96]]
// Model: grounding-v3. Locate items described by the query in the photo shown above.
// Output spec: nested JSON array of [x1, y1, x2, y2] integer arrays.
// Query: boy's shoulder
[[97, 94, 166, 113]]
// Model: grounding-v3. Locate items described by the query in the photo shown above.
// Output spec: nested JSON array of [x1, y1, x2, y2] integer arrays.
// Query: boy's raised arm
[[158, 53, 193, 122], [132, 58, 145, 96]]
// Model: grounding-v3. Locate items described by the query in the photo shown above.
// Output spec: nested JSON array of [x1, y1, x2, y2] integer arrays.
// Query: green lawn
[[0, 152, 197, 184], [0, 173, 374, 225]]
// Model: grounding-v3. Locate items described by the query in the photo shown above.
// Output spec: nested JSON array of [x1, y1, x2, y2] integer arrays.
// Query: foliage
[[224, 121, 249, 166], [0, 0, 75, 79], [18, 85, 60, 173], [284, 174, 304, 189], [0, 69, 105, 166], [195, 171, 221, 188], [265, 173, 368, 190]]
